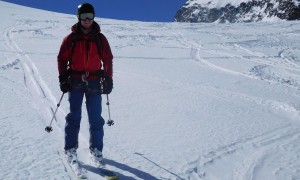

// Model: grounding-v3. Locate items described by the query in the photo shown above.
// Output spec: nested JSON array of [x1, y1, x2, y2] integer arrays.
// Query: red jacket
[[57, 22, 113, 79]]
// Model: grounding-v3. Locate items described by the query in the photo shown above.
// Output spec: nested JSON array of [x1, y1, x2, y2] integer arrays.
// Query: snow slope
[[1, 1, 300, 179]]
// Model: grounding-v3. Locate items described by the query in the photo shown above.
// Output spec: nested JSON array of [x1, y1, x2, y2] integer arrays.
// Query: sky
[[1, 0, 187, 22]]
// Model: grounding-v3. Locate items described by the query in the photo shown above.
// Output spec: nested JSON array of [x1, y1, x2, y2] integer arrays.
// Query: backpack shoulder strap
[[67, 32, 83, 70], [70, 32, 78, 63], [68, 32, 102, 70], [95, 33, 102, 58], [71, 32, 102, 57]]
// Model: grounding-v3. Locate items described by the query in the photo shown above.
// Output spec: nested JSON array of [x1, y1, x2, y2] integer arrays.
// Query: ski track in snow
[[3, 21, 56, 126], [1, 2, 300, 180], [181, 125, 300, 180], [1, 22, 71, 179], [2, 19, 99, 180], [1, 15, 136, 180], [166, 23, 300, 179]]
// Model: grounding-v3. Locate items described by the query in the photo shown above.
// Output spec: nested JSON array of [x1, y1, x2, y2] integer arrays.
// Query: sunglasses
[[79, 13, 95, 20]]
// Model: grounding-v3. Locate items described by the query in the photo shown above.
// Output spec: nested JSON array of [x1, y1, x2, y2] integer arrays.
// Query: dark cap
[[77, 3, 95, 16]]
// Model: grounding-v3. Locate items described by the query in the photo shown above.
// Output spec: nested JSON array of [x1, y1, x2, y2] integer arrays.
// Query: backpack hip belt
[[69, 69, 104, 78]]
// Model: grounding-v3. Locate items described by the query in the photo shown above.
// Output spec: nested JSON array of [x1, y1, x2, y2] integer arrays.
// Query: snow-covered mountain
[[1, 1, 300, 180], [175, 0, 300, 23]]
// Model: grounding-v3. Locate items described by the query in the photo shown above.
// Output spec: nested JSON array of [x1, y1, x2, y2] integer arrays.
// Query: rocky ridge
[[175, 0, 300, 23]]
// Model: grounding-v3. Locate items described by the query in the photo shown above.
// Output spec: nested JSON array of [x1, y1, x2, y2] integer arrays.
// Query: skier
[[57, 3, 113, 166]]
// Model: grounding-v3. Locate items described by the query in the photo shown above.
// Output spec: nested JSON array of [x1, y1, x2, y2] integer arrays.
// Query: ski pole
[[106, 94, 114, 126], [45, 93, 65, 133]]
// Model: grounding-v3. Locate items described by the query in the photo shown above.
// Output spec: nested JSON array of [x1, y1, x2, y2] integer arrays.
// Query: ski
[[68, 159, 88, 179], [92, 159, 119, 180], [60, 149, 88, 180], [99, 166, 119, 180]]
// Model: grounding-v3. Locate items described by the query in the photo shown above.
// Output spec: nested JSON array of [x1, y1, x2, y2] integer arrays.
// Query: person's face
[[81, 18, 93, 29], [79, 13, 94, 29]]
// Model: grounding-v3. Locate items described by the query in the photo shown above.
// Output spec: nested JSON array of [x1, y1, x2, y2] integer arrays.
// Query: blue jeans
[[64, 77, 105, 151]]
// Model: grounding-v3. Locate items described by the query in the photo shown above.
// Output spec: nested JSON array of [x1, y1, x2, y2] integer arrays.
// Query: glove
[[59, 74, 70, 93], [101, 76, 113, 94]]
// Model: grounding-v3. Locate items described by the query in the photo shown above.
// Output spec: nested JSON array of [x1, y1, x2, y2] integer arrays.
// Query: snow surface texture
[[1, 1, 300, 180]]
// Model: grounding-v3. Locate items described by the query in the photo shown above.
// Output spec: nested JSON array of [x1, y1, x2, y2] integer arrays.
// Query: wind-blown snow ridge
[[1, 1, 300, 180]]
